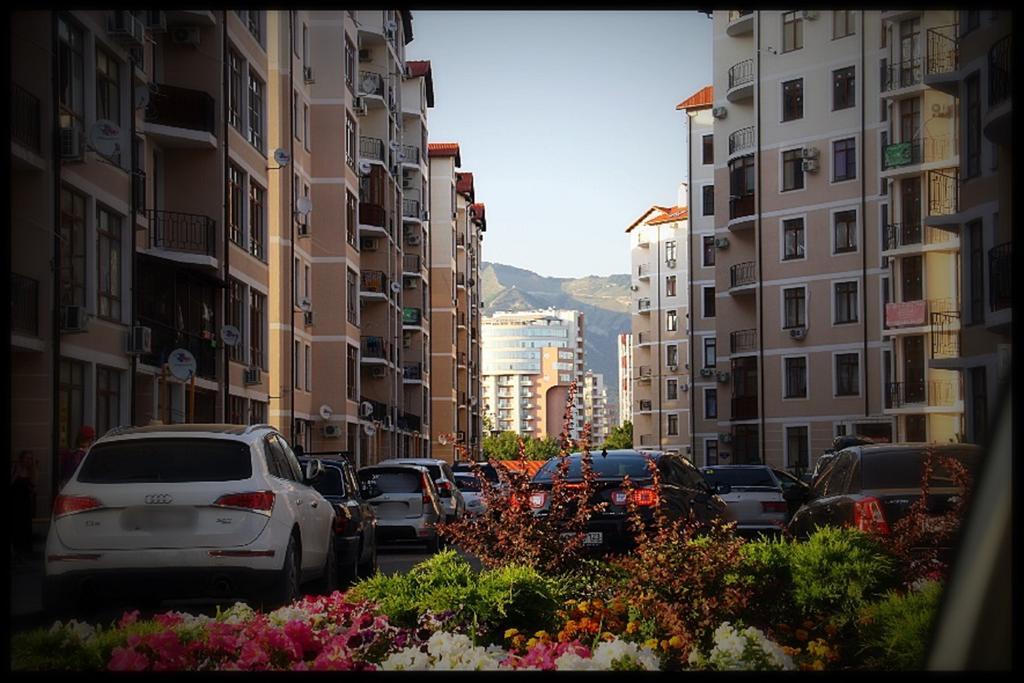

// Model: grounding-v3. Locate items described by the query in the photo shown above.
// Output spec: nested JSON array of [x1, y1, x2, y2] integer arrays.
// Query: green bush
[[857, 581, 944, 670], [737, 535, 794, 624], [11, 619, 166, 671]]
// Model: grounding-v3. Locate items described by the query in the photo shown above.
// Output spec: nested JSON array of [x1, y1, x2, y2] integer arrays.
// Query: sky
[[405, 11, 713, 279]]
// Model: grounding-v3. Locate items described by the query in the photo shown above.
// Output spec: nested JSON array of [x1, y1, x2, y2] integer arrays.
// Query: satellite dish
[[358, 160, 372, 176], [438, 433, 451, 446], [89, 120, 121, 159], [360, 401, 375, 418], [390, 281, 401, 293], [299, 297, 312, 312], [167, 348, 197, 381], [319, 404, 334, 420], [220, 325, 241, 347], [389, 140, 400, 150], [363, 423, 377, 437], [273, 148, 291, 167], [296, 197, 313, 216], [134, 86, 150, 110]]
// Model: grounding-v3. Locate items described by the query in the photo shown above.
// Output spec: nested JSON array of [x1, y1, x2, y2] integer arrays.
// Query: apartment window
[[58, 358, 85, 450], [782, 218, 805, 260], [345, 114, 357, 170], [303, 103, 310, 151], [292, 91, 299, 140], [250, 290, 266, 370], [834, 209, 857, 253], [667, 344, 678, 367], [702, 185, 714, 216], [782, 149, 804, 191], [784, 357, 807, 398], [248, 182, 267, 260], [228, 50, 243, 130], [783, 287, 806, 328], [96, 206, 122, 321], [665, 241, 677, 263], [227, 279, 246, 362], [833, 10, 854, 38], [965, 73, 980, 178], [833, 138, 857, 181], [967, 220, 984, 324], [346, 268, 358, 325], [902, 255, 923, 301], [245, 10, 263, 44], [702, 135, 714, 165], [95, 366, 122, 437], [703, 287, 716, 318], [785, 426, 809, 470], [228, 164, 245, 247], [345, 37, 356, 94], [963, 10, 980, 33], [667, 379, 678, 400], [781, 78, 803, 121], [305, 344, 312, 391], [705, 388, 718, 419], [302, 24, 309, 67], [250, 401, 266, 424], [703, 337, 717, 369], [836, 353, 860, 396], [57, 16, 84, 122], [835, 281, 859, 324], [666, 310, 678, 332], [782, 11, 803, 52], [95, 48, 121, 127], [247, 71, 264, 151], [665, 275, 677, 297], [228, 395, 246, 425], [294, 340, 301, 388], [667, 414, 679, 436], [705, 439, 719, 466], [59, 186, 87, 307], [347, 345, 358, 400], [703, 236, 716, 266], [833, 66, 855, 110], [293, 257, 301, 301]]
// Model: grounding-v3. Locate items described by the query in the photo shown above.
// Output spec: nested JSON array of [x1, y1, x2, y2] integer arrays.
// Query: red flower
[[108, 647, 150, 671]]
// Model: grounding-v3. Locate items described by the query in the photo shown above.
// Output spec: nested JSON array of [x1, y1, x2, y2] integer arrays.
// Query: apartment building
[[455, 172, 486, 457], [625, 198, 692, 455], [582, 370, 611, 444], [616, 333, 634, 426], [481, 310, 586, 441]]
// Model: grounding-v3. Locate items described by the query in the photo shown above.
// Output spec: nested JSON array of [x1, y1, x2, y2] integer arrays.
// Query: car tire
[[426, 531, 441, 554], [310, 535, 338, 596], [262, 535, 300, 609], [357, 537, 377, 578]]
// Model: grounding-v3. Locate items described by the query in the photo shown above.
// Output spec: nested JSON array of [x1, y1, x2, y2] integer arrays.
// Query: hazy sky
[[406, 11, 713, 279]]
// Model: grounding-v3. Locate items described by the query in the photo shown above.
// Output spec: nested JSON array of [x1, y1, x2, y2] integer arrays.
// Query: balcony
[[884, 298, 957, 329], [882, 140, 922, 171], [731, 395, 758, 421], [989, 243, 1011, 313], [636, 235, 650, 248], [638, 400, 653, 412], [403, 363, 424, 381], [402, 198, 421, 220], [728, 126, 754, 156], [359, 136, 385, 162], [146, 210, 217, 262], [457, 311, 467, 328], [926, 169, 959, 226], [637, 263, 651, 279], [144, 83, 216, 148], [881, 57, 923, 93], [456, 273, 466, 289], [930, 310, 960, 359], [882, 222, 958, 253], [882, 137, 954, 178], [729, 261, 756, 293], [985, 35, 1012, 144], [726, 10, 754, 36], [11, 273, 39, 338], [360, 336, 391, 363], [358, 202, 386, 229], [360, 270, 389, 299], [638, 298, 652, 313], [637, 366, 652, 381], [730, 328, 757, 354], [403, 307, 423, 327], [458, 352, 467, 367], [359, 396, 388, 421], [885, 379, 961, 409], [399, 145, 420, 165], [728, 192, 755, 226], [456, 233, 466, 249], [924, 24, 960, 95], [140, 318, 217, 380], [357, 71, 385, 99], [397, 413, 422, 432], [727, 59, 754, 103], [11, 84, 41, 155], [403, 254, 421, 274]]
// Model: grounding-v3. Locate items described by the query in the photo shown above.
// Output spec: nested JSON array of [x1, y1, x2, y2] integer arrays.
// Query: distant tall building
[[617, 333, 634, 426], [582, 370, 610, 444]]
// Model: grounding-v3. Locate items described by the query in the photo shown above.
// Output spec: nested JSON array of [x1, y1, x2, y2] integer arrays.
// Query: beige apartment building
[[582, 370, 611, 444], [616, 333, 634, 427], [626, 200, 692, 456]]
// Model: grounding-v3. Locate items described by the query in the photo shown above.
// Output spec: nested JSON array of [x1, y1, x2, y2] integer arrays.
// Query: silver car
[[357, 464, 445, 552], [700, 465, 791, 536], [453, 473, 487, 517], [386, 458, 466, 521]]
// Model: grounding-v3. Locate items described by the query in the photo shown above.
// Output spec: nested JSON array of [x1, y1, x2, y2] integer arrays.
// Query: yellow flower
[[534, 631, 549, 640], [644, 638, 659, 649], [591, 599, 604, 611], [504, 628, 519, 639], [626, 621, 639, 634], [659, 639, 670, 651], [601, 632, 615, 642], [811, 660, 825, 671], [526, 638, 538, 649], [668, 635, 684, 649], [577, 601, 589, 614]]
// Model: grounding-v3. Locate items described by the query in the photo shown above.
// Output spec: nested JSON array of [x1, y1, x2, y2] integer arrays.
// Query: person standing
[[10, 450, 37, 557], [59, 425, 95, 490]]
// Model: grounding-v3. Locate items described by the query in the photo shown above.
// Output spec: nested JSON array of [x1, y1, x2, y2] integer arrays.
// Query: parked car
[[44, 424, 338, 615], [787, 443, 982, 545], [452, 460, 505, 489], [453, 473, 487, 517], [299, 456, 377, 585], [811, 435, 876, 485], [528, 449, 729, 552], [386, 458, 467, 522], [700, 465, 807, 536], [357, 464, 445, 552]]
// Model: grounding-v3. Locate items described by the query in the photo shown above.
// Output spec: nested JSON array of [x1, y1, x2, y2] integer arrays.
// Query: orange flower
[[802, 619, 816, 630], [824, 623, 838, 638], [795, 629, 809, 642], [668, 635, 684, 649], [626, 621, 640, 635]]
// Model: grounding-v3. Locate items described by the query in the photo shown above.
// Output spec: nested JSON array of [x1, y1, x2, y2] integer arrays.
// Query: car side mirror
[[715, 483, 732, 495], [304, 459, 324, 483]]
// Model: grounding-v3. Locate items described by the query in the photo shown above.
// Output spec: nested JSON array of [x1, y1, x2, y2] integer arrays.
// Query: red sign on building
[[885, 300, 927, 327]]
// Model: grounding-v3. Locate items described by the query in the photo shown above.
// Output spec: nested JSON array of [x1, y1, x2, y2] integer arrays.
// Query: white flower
[[268, 605, 312, 627], [590, 639, 661, 671], [381, 632, 507, 671], [380, 648, 433, 670], [698, 622, 795, 671], [218, 601, 256, 624]]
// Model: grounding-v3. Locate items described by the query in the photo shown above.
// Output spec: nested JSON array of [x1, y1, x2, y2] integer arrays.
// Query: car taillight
[[761, 501, 788, 514], [53, 495, 103, 518], [214, 491, 275, 515], [334, 504, 352, 534], [421, 474, 432, 505], [528, 491, 548, 509], [629, 487, 659, 507], [853, 496, 891, 535]]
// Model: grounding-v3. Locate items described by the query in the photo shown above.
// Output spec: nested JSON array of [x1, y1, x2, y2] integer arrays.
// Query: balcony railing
[[928, 169, 959, 218], [456, 273, 466, 288], [403, 254, 420, 273], [885, 297, 958, 328], [930, 311, 960, 358], [357, 71, 385, 98], [886, 379, 961, 408], [730, 261, 757, 289], [730, 328, 757, 354], [400, 145, 420, 164], [989, 35, 1011, 107], [638, 298, 651, 312], [882, 222, 957, 250], [403, 363, 423, 380], [147, 210, 216, 257], [731, 395, 758, 420], [11, 84, 41, 153], [359, 136, 385, 162], [360, 336, 390, 361], [145, 83, 216, 134], [728, 59, 754, 90], [729, 192, 755, 220], [403, 307, 422, 326], [360, 270, 388, 295], [359, 396, 388, 420], [358, 202, 385, 228], [926, 24, 959, 77], [11, 273, 39, 336], [140, 317, 217, 380], [456, 233, 466, 247], [637, 366, 652, 379], [989, 242, 1012, 312], [398, 413, 421, 432], [882, 57, 923, 91], [882, 140, 922, 170], [402, 198, 420, 218], [728, 126, 754, 155]]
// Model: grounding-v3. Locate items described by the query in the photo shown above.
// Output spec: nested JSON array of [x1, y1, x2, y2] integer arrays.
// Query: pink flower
[[154, 612, 184, 628], [108, 646, 149, 671], [284, 619, 321, 656], [237, 640, 270, 670], [144, 631, 188, 670], [118, 610, 141, 628], [265, 627, 303, 663]]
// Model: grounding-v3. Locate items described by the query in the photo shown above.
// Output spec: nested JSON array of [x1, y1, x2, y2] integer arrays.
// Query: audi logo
[[144, 494, 173, 505]]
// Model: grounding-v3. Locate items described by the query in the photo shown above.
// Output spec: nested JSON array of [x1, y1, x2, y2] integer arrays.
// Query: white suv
[[44, 424, 338, 614]]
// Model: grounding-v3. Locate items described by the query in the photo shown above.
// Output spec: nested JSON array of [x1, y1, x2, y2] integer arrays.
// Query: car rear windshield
[[454, 475, 481, 492], [701, 467, 777, 488], [359, 468, 423, 493], [311, 466, 345, 497], [77, 439, 253, 483], [453, 462, 500, 483], [533, 454, 657, 481], [861, 449, 979, 490]]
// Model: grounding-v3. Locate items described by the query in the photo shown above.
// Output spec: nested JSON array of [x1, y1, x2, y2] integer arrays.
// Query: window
[[347, 268, 358, 325], [784, 357, 807, 398], [702, 185, 714, 216], [667, 414, 679, 436], [665, 241, 677, 262], [58, 358, 86, 451], [703, 337, 717, 369], [96, 207, 122, 320], [227, 279, 246, 362], [782, 149, 804, 191], [666, 310, 678, 332], [833, 138, 857, 181], [302, 24, 309, 67], [305, 344, 312, 391], [247, 71, 264, 151], [667, 379, 678, 400], [95, 48, 121, 127], [95, 366, 121, 437], [228, 50, 243, 131], [965, 73, 980, 178], [346, 191, 358, 248], [705, 439, 719, 466], [245, 10, 263, 44], [785, 426, 809, 470], [703, 287, 716, 318], [294, 340, 301, 388], [781, 78, 803, 121], [347, 345, 358, 400], [292, 91, 299, 140], [833, 10, 854, 38], [666, 275, 677, 297], [228, 164, 245, 247], [59, 186, 87, 307], [833, 66, 855, 110], [304, 264, 311, 300], [835, 281, 859, 324], [836, 353, 860, 396], [783, 287, 805, 328], [702, 135, 713, 165], [345, 114, 357, 170], [667, 344, 678, 367], [901, 254, 923, 301], [782, 11, 803, 52], [834, 209, 857, 253], [729, 155, 755, 218], [705, 388, 718, 419], [703, 236, 716, 266], [250, 290, 266, 370], [228, 395, 246, 425], [782, 218, 805, 260], [250, 401, 266, 424], [303, 103, 310, 151], [293, 257, 301, 301], [57, 16, 84, 123], [244, 185, 264, 262], [967, 220, 984, 324], [345, 37, 356, 94]]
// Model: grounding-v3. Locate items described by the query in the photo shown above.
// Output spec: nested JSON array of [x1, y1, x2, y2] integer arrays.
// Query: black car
[[528, 449, 729, 552], [787, 443, 981, 543], [452, 460, 502, 485], [299, 456, 378, 584]]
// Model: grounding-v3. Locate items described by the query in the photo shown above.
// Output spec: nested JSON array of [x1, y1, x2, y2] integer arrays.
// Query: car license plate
[[560, 531, 603, 546]]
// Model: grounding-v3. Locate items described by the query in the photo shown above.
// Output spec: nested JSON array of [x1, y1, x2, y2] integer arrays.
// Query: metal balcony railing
[[930, 311, 960, 358], [400, 145, 420, 164], [638, 298, 651, 312], [403, 307, 422, 326], [989, 35, 1011, 107], [728, 126, 754, 155], [403, 363, 423, 380], [357, 71, 385, 98], [140, 317, 217, 380], [928, 169, 959, 218], [359, 396, 388, 420], [147, 210, 216, 256], [402, 198, 420, 218], [886, 379, 961, 408], [11, 84, 41, 153], [358, 201, 386, 229], [882, 222, 957, 250], [989, 242, 1012, 312], [359, 136, 385, 162], [360, 336, 390, 361], [728, 59, 754, 90], [882, 57, 923, 91], [11, 273, 39, 336], [926, 24, 959, 77], [729, 192, 755, 219], [730, 328, 757, 354], [403, 254, 420, 273], [731, 395, 758, 420], [730, 261, 757, 288], [145, 83, 216, 134], [360, 270, 388, 294]]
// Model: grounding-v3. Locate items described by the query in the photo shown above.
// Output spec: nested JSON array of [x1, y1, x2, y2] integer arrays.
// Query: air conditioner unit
[[666, 259, 677, 268], [59, 125, 84, 161], [371, 367, 387, 379], [108, 11, 146, 48], [384, 19, 398, 33], [699, 368, 714, 378], [323, 424, 342, 438], [406, 234, 421, 246], [789, 327, 807, 340], [303, 66, 315, 84], [931, 103, 953, 118], [303, 311, 315, 327], [358, 49, 372, 62], [800, 146, 819, 160], [145, 11, 166, 31], [171, 26, 201, 47], [802, 10, 819, 20], [60, 305, 89, 333], [715, 236, 730, 249], [716, 371, 730, 383], [405, 277, 418, 289], [667, 364, 678, 372], [244, 366, 262, 385], [361, 237, 380, 251], [125, 325, 152, 355], [360, 401, 375, 418], [353, 97, 367, 115], [681, 384, 689, 392], [711, 106, 727, 119], [297, 223, 310, 237], [801, 159, 819, 173]]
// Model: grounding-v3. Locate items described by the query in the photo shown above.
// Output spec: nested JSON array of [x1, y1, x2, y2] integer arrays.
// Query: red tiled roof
[[625, 206, 669, 233], [428, 142, 461, 166], [406, 60, 435, 108], [470, 202, 486, 225], [676, 85, 714, 111], [646, 206, 688, 225], [456, 172, 475, 198]]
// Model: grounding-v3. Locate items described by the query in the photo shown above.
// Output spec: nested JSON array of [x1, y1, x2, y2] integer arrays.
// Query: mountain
[[480, 262, 632, 407]]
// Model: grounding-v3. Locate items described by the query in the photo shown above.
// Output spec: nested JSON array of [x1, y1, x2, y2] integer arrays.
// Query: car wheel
[[357, 537, 377, 578], [311, 535, 338, 596], [426, 531, 441, 554], [262, 535, 300, 609]]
